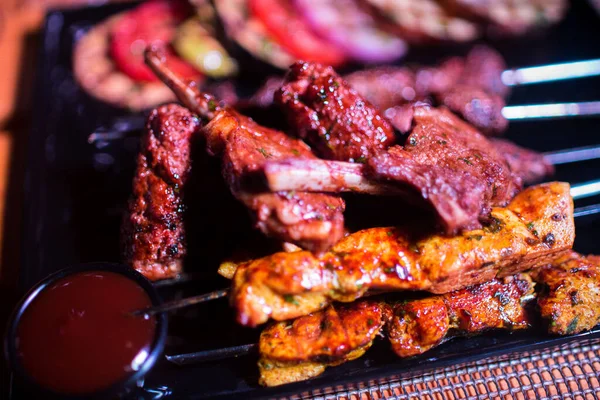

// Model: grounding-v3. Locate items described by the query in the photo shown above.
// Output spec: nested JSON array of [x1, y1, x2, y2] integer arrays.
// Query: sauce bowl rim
[[4, 262, 168, 399]]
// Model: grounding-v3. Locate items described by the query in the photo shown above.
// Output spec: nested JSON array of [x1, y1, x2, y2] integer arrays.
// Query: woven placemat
[[288, 338, 600, 400]]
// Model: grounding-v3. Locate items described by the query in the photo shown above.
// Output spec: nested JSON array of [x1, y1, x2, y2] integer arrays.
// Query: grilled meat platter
[[17, 0, 600, 398], [113, 37, 600, 387]]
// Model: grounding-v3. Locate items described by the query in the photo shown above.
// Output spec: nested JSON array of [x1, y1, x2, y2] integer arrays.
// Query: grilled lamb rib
[[277, 60, 521, 234], [277, 61, 396, 162], [145, 48, 346, 253], [368, 104, 521, 233], [261, 136, 552, 197]]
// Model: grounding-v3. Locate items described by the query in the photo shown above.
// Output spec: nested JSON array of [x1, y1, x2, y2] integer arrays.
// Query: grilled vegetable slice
[[110, 0, 200, 82], [293, 0, 407, 63], [249, 0, 347, 66]]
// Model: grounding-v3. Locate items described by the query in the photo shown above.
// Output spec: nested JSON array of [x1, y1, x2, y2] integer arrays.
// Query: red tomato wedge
[[110, 0, 201, 82], [248, 0, 347, 66]]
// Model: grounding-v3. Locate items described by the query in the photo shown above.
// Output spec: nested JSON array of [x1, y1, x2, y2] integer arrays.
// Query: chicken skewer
[[137, 194, 600, 308], [258, 250, 600, 387], [230, 182, 574, 326], [164, 251, 600, 387], [137, 184, 600, 319], [258, 274, 534, 387]]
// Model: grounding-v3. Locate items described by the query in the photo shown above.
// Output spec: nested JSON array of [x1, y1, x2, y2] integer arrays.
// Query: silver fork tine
[[502, 59, 600, 86]]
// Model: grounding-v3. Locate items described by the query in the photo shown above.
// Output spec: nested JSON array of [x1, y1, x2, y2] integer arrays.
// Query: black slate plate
[[13, 1, 600, 399]]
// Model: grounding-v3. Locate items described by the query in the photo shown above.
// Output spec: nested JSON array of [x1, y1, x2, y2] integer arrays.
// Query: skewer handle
[[502, 59, 600, 86]]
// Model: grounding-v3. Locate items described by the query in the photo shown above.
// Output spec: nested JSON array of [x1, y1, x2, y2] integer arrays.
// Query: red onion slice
[[293, 0, 408, 63]]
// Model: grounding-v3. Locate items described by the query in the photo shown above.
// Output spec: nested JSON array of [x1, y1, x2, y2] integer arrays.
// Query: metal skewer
[[501, 59, 600, 87], [502, 101, 600, 120], [543, 144, 600, 165]]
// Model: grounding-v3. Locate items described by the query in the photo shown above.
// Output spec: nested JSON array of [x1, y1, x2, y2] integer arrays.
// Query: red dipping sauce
[[15, 271, 156, 395]]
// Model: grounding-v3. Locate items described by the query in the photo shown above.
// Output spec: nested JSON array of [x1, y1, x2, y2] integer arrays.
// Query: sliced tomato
[[110, 0, 201, 82], [248, 0, 347, 66]]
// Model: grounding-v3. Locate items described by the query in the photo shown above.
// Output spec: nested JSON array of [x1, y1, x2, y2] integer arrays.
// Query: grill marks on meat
[[532, 252, 600, 335], [387, 274, 533, 357], [258, 274, 533, 387], [203, 109, 345, 252], [146, 48, 346, 253], [122, 104, 199, 281], [231, 182, 574, 326], [277, 62, 396, 162], [368, 104, 521, 233], [345, 46, 508, 134], [258, 300, 388, 387]]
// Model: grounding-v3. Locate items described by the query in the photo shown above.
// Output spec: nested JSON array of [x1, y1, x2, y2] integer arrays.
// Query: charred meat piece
[[532, 252, 600, 335], [434, 85, 508, 134], [368, 104, 521, 234], [491, 138, 554, 184], [440, 0, 568, 35], [231, 182, 574, 326], [258, 300, 388, 387], [204, 110, 346, 252], [277, 61, 396, 162], [345, 45, 508, 134], [458, 45, 509, 98], [387, 274, 534, 357], [146, 48, 346, 253], [121, 104, 199, 281], [345, 67, 421, 111]]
